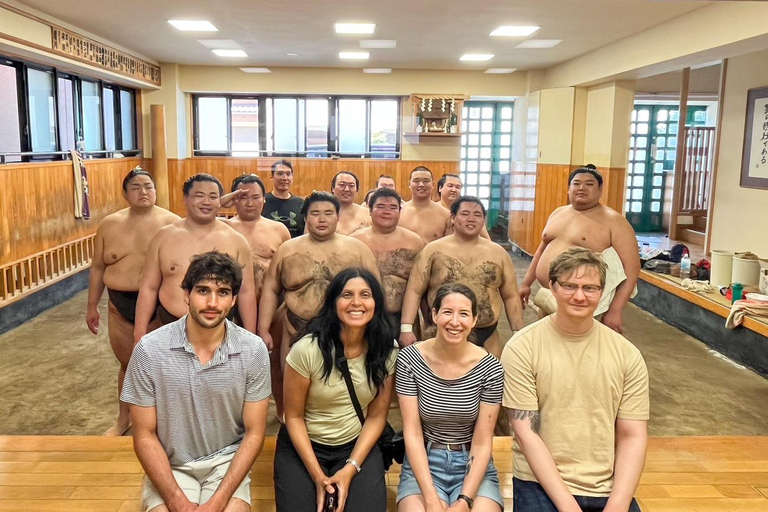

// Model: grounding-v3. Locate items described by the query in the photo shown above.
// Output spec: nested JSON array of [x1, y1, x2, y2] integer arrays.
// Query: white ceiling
[[18, 0, 707, 71]]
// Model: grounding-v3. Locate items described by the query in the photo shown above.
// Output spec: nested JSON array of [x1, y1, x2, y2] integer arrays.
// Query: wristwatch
[[457, 494, 474, 509]]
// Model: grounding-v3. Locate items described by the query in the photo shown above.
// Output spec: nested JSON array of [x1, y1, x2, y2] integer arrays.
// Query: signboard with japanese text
[[741, 86, 768, 189]]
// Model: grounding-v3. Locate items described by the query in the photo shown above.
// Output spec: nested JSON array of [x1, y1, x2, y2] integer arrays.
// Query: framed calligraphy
[[740, 85, 768, 189]]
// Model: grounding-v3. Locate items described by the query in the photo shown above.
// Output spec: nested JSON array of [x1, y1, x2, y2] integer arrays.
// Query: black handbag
[[337, 355, 405, 470]]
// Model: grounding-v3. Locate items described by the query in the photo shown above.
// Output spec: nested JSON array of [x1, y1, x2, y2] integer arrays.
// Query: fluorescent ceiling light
[[485, 68, 517, 74], [516, 39, 561, 48], [287, 52, 299, 56], [363, 68, 392, 74], [335, 23, 376, 34], [198, 39, 240, 49], [360, 39, 396, 49], [241, 67, 271, 73], [460, 54, 494, 62], [339, 51, 370, 60], [490, 25, 540, 37], [212, 49, 248, 58], [168, 20, 218, 32]]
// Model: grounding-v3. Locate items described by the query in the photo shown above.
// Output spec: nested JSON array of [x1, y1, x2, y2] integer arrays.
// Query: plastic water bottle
[[680, 250, 691, 279]]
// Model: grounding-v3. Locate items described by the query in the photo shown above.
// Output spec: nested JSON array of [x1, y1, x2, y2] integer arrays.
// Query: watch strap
[[457, 494, 474, 509]]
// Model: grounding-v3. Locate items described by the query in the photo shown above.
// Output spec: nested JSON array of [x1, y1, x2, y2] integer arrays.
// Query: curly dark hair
[[181, 251, 243, 296], [299, 268, 395, 391]]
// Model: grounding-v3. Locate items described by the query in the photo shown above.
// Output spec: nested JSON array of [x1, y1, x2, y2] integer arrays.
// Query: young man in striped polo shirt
[[122, 251, 271, 512]]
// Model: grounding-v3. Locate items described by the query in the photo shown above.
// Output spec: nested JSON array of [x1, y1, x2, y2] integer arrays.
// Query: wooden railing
[[0, 235, 94, 306], [679, 126, 715, 214]]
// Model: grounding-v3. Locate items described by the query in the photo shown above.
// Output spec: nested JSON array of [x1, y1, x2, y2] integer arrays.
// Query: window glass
[[369, 99, 397, 158], [338, 99, 367, 154], [103, 87, 116, 151], [27, 68, 57, 152], [231, 98, 259, 155], [81, 80, 103, 151], [0, 63, 22, 160], [306, 99, 329, 156], [273, 98, 298, 152], [57, 76, 76, 152], [198, 97, 228, 151], [120, 90, 135, 149]]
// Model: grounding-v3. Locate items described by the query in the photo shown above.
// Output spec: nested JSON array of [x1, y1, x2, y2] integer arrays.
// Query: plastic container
[[732, 254, 760, 286], [710, 250, 734, 287], [731, 283, 743, 303], [680, 251, 691, 279]]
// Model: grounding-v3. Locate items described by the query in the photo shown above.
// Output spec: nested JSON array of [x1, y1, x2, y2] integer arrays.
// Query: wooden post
[[669, 68, 690, 240], [704, 59, 728, 257], [150, 104, 170, 209]]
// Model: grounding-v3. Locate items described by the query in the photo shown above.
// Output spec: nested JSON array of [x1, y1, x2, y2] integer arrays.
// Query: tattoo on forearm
[[465, 455, 474, 475], [510, 409, 541, 433]]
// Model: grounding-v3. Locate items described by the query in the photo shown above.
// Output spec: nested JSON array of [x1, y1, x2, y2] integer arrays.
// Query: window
[[27, 68, 57, 152], [0, 61, 21, 162], [0, 54, 140, 163], [57, 76, 76, 152], [103, 86, 116, 150], [193, 94, 400, 158], [81, 80, 102, 151]]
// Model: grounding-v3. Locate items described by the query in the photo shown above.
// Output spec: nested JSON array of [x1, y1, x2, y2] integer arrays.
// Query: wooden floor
[[1, 437, 768, 511]]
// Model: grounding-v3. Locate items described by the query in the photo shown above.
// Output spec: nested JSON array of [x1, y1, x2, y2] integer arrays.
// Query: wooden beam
[[704, 59, 728, 257], [669, 67, 690, 240], [150, 105, 170, 210]]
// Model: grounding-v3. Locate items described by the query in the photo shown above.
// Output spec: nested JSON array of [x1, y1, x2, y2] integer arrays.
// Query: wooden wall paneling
[[0, 158, 143, 265], [161, 158, 459, 217]]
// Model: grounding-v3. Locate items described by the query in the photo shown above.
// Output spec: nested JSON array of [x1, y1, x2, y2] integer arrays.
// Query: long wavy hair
[[301, 267, 395, 391]]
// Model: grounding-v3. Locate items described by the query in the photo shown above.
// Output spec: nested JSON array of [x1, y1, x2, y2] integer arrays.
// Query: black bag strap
[[336, 345, 366, 427]]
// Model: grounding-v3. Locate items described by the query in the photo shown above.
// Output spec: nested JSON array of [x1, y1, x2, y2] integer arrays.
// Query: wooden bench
[[2, 436, 768, 510]]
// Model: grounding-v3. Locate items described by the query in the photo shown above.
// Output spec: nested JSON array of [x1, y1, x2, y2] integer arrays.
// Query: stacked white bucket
[[710, 250, 761, 287]]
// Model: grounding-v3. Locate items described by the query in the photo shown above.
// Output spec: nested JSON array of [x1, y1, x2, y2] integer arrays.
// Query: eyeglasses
[[274, 171, 293, 178], [555, 280, 603, 297]]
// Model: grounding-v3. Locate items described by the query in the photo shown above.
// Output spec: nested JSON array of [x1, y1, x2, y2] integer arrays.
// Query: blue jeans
[[397, 443, 503, 508], [513, 478, 642, 511]]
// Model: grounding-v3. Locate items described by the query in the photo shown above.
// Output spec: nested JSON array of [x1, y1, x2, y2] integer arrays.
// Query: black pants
[[513, 477, 642, 511], [273, 425, 387, 512]]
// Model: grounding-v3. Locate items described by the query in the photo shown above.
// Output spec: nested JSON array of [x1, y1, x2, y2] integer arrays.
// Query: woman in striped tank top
[[396, 283, 504, 512]]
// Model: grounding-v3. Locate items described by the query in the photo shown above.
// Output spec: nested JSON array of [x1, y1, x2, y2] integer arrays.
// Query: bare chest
[[429, 251, 503, 288], [102, 220, 159, 264], [543, 212, 611, 251], [158, 233, 239, 279]]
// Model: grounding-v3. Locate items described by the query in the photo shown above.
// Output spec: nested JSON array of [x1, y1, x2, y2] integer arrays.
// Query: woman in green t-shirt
[[274, 267, 397, 512]]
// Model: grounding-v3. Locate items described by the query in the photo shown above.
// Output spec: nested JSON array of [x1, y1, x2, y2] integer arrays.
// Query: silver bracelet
[[345, 458, 362, 473]]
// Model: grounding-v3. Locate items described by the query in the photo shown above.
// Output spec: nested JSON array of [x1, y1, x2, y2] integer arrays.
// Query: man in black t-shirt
[[262, 160, 305, 237]]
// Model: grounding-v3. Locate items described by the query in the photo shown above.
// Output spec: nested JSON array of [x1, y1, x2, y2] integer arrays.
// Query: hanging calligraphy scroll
[[741, 86, 768, 189], [51, 27, 161, 86]]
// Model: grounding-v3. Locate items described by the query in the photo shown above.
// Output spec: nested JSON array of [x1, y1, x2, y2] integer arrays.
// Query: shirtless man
[[438, 173, 491, 240], [331, 171, 371, 235], [437, 173, 463, 209], [134, 173, 258, 342], [223, 174, 290, 299], [376, 174, 396, 190], [352, 188, 425, 325], [223, 174, 290, 419], [400, 196, 523, 360], [519, 164, 639, 333], [258, 191, 380, 363], [86, 167, 179, 436], [399, 166, 451, 243]]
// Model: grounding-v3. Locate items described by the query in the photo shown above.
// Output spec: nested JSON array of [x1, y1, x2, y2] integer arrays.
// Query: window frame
[[0, 54, 141, 164], [192, 93, 401, 159]]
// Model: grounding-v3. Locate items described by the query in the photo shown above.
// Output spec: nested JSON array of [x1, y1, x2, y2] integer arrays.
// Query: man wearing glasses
[[502, 247, 649, 512], [518, 165, 639, 334], [263, 160, 305, 238]]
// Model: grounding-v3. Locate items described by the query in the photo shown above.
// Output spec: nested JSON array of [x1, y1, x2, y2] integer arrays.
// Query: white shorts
[[142, 450, 251, 511]]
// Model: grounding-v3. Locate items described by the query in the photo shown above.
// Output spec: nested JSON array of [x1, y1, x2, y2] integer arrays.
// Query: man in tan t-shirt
[[501, 247, 648, 512]]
